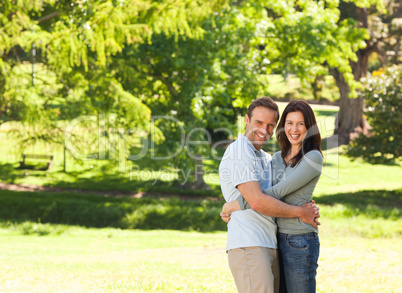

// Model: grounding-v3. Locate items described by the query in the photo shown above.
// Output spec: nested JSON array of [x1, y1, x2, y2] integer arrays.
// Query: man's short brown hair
[[246, 97, 279, 123]]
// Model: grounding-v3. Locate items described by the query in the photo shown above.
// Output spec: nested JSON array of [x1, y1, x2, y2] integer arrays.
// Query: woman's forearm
[[222, 200, 241, 215]]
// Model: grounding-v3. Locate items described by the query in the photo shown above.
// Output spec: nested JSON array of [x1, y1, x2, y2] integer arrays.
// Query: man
[[219, 97, 319, 293]]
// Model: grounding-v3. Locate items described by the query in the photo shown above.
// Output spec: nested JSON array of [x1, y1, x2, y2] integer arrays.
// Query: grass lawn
[[314, 152, 402, 195], [0, 187, 400, 292], [0, 225, 400, 293], [0, 228, 235, 292]]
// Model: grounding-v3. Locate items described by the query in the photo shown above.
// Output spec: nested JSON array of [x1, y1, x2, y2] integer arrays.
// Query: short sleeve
[[219, 144, 259, 188], [237, 194, 251, 210]]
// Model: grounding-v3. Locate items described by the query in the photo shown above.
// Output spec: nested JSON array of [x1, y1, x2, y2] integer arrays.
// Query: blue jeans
[[278, 232, 320, 293]]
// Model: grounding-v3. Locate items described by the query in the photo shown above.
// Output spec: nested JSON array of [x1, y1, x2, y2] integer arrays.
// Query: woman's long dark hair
[[276, 100, 322, 167]]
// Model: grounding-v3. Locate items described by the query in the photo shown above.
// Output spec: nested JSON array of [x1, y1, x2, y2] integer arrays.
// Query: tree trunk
[[311, 75, 325, 101], [331, 68, 370, 145], [0, 71, 5, 125], [193, 154, 210, 190], [331, 7, 374, 145]]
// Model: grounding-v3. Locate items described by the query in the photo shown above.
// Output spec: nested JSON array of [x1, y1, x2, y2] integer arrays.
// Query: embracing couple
[[219, 97, 323, 293]]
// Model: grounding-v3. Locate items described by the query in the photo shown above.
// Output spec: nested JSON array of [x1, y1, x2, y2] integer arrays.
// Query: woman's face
[[284, 111, 307, 148]]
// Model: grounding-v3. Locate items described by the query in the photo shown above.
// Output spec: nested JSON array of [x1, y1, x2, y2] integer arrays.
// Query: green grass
[[0, 223, 400, 292], [315, 151, 402, 195], [316, 189, 401, 238], [0, 228, 236, 292], [0, 189, 226, 231], [0, 228, 232, 292], [0, 188, 400, 235]]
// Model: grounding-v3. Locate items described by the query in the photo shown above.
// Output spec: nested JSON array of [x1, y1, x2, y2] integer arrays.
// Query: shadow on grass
[[347, 157, 401, 166], [315, 189, 402, 219], [0, 189, 226, 232], [44, 171, 222, 197], [0, 189, 400, 233], [0, 163, 26, 183]]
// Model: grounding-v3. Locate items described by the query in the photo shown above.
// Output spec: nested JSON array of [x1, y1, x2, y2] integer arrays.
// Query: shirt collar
[[239, 134, 264, 156]]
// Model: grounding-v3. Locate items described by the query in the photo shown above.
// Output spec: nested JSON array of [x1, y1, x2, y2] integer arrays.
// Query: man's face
[[245, 106, 277, 150]]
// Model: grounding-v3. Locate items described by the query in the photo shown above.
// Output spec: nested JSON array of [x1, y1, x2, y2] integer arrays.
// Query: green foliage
[[244, 0, 373, 96], [116, 6, 266, 181], [346, 66, 402, 163], [0, 0, 228, 162]]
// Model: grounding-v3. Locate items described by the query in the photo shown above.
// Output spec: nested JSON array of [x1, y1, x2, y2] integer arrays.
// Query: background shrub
[[347, 65, 402, 163]]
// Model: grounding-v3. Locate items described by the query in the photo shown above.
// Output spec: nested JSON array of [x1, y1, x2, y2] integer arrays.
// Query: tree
[[1, 0, 229, 120], [244, 0, 400, 145], [332, 0, 402, 144], [0, 0, 229, 166], [232, 0, 371, 146]]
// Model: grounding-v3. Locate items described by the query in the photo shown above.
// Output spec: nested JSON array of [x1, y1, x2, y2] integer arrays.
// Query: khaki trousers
[[228, 246, 280, 293]]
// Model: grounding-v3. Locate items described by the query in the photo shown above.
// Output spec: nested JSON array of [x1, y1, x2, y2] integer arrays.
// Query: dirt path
[[0, 182, 139, 197], [0, 182, 219, 201]]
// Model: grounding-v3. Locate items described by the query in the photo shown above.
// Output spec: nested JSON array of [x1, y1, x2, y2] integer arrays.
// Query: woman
[[222, 100, 323, 293]]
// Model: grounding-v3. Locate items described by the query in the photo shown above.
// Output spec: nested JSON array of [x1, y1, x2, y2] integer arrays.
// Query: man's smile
[[256, 132, 268, 139]]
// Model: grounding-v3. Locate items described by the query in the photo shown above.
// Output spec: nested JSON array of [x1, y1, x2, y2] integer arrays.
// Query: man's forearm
[[237, 181, 318, 228], [238, 182, 302, 218], [251, 193, 303, 218]]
